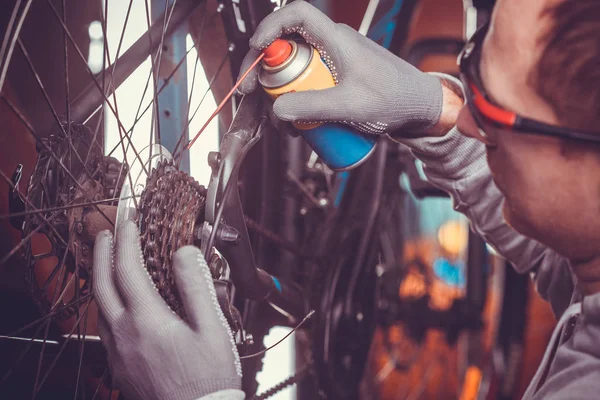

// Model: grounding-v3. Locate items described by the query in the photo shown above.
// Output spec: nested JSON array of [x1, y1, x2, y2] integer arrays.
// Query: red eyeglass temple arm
[[470, 82, 517, 126]]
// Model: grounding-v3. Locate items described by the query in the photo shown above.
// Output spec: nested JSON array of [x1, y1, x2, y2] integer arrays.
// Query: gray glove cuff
[[165, 378, 242, 400], [196, 389, 246, 400], [391, 70, 444, 132]]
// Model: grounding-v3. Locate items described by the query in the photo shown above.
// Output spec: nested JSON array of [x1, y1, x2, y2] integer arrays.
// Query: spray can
[[258, 39, 377, 171]]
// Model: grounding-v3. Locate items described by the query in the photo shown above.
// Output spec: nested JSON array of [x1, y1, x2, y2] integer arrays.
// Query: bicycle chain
[[251, 365, 312, 400], [137, 159, 206, 319]]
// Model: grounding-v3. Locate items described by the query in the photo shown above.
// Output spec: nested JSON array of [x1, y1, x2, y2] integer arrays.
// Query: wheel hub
[[20, 122, 125, 319]]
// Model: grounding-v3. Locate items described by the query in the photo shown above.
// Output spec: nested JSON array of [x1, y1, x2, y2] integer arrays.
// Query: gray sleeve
[[532, 293, 600, 399], [392, 94, 574, 316]]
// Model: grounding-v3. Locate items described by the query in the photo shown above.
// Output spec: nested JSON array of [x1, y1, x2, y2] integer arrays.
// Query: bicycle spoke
[[170, 1, 209, 159], [33, 298, 94, 397], [0, 204, 63, 266], [109, 57, 156, 193], [0, 196, 127, 220], [91, 369, 109, 400], [84, 1, 112, 166], [17, 39, 96, 182], [62, 0, 70, 127], [0, 162, 113, 271], [144, 0, 160, 147], [187, 53, 229, 125], [30, 316, 54, 400], [44, 0, 150, 178], [73, 302, 91, 400], [31, 222, 74, 399], [105, 8, 219, 160], [0, 169, 68, 249], [96, 0, 176, 175], [108, 0, 135, 80], [100, 0, 143, 161], [0, 0, 23, 70], [175, 51, 200, 156], [0, 0, 34, 93], [1, 230, 71, 388], [34, 252, 54, 262], [98, 0, 137, 174], [5, 294, 93, 339], [0, 312, 54, 386], [84, 106, 105, 166], [40, 255, 67, 295], [99, 0, 140, 211], [64, 0, 74, 195], [145, 0, 179, 148], [111, 7, 219, 193], [106, 37, 198, 158], [173, 52, 229, 162], [51, 272, 78, 311], [108, 15, 164, 163], [0, 94, 115, 227], [73, 233, 82, 343]]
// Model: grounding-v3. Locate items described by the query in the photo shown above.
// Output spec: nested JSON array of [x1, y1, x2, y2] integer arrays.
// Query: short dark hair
[[533, 0, 600, 133]]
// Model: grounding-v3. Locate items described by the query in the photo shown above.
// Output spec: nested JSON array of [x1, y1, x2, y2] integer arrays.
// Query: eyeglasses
[[458, 23, 600, 144]]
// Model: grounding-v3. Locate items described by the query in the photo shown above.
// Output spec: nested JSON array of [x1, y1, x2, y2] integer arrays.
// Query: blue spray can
[[258, 39, 376, 171]]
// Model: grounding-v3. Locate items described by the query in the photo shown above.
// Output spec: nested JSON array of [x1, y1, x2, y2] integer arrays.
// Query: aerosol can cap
[[259, 40, 312, 88], [263, 39, 293, 67]]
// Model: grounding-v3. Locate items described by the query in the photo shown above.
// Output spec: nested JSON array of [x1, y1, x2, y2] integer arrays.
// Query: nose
[[456, 106, 494, 146]]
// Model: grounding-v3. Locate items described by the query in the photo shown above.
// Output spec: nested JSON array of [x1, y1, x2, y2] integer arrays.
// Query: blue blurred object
[[433, 257, 466, 287]]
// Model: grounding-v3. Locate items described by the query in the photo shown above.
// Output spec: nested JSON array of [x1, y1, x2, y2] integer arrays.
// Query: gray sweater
[[402, 124, 589, 399], [201, 79, 597, 399]]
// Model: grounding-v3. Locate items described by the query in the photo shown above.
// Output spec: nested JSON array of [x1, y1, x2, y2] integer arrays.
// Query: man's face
[[456, 0, 600, 261]]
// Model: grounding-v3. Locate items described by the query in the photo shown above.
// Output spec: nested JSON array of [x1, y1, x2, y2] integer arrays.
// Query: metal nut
[[245, 333, 254, 346], [208, 151, 221, 171], [216, 224, 240, 244]]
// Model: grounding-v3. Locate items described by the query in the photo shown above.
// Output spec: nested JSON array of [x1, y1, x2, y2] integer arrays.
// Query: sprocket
[[136, 160, 206, 319]]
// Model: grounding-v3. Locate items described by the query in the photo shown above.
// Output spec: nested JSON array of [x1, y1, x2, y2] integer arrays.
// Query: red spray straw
[[186, 52, 265, 150]]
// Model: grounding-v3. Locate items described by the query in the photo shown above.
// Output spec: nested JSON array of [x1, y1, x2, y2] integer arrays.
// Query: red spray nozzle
[[263, 39, 293, 67]]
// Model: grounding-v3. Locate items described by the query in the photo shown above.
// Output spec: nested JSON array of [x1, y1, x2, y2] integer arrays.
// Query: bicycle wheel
[[0, 0, 250, 398]]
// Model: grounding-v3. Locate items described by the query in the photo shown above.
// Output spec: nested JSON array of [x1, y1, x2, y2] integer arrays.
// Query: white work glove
[[93, 220, 243, 400], [238, 0, 443, 135]]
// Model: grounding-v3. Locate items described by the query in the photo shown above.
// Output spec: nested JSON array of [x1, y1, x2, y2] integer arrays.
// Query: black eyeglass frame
[[458, 23, 600, 144]]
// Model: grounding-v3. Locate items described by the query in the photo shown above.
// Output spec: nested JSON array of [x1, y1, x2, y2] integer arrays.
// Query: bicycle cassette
[[136, 159, 207, 319], [135, 159, 248, 352]]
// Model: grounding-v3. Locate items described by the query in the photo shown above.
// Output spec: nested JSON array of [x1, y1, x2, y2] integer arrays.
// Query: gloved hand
[[93, 220, 243, 400], [237, 0, 443, 135]]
